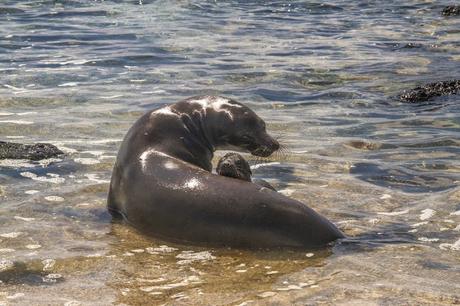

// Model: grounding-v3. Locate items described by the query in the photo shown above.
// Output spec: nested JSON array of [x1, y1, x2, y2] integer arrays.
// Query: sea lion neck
[[143, 107, 214, 172], [178, 107, 216, 171]]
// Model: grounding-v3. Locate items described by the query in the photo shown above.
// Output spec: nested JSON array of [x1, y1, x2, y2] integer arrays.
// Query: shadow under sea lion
[[108, 96, 344, 249]]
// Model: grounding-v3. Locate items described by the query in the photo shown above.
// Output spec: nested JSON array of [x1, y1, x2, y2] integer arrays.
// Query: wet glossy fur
[[108, 96, 344, 248]]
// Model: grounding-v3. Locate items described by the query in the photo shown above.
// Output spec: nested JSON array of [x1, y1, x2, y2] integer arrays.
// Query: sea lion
[[216, 152, 276, 191], [107, 96, 344, 248]]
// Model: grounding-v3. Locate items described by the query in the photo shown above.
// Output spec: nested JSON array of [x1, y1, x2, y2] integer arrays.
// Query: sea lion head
[[216, 152, 252, 182], [198, 96, 280, 157]]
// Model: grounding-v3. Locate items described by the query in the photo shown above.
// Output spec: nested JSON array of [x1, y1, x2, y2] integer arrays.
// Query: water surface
[[0, 1, 459, 305]]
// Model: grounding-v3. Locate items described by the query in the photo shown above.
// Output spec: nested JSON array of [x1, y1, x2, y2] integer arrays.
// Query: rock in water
[[0, 141, 63, 161], [442, 6, 460, 16], [398, 80, 460, 103]]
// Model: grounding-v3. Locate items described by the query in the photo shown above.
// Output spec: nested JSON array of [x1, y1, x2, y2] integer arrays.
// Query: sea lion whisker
[[266, 142, 290, 161], [279, 143, 292, 156]]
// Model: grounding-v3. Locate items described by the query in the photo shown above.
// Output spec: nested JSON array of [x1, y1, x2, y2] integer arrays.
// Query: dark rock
[[0, 141, 63, 161], [442, 6, 460, 16], [402, 42, 423, 49], [395, 42, 439, 51], [399, 80, 460, 103]]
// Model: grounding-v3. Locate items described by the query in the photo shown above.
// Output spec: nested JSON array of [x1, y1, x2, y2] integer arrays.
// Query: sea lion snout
[[219, 161, 237, 175], [251, 135, 279, 157], [268, 137, 280, 151]]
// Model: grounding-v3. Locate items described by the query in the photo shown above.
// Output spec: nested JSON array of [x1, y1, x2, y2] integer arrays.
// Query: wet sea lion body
[[108, 96, 344, 248]]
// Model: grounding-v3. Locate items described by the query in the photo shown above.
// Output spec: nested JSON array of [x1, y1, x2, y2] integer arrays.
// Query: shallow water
[[1, 0, 459, 305]]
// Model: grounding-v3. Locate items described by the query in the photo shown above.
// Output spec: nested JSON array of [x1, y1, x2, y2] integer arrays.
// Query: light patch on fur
[[164, 160, 179, 170], [190, 96, 242, 120], [139, 149, 171, 171], [212, 96, 242, 110], [210, 97, 242, 120], [183, 177, 203, 190], [278, 188, 295, 196], [190, 98, 209, 109], [151, 106, 178, 117]]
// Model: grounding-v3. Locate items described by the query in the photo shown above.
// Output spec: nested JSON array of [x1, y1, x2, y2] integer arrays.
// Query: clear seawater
[[0, 1, 459, 305]]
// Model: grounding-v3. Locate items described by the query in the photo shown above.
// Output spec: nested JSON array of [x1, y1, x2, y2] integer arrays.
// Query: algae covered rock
[[399, 80, 460, 103], [0, 141, 63, 161]]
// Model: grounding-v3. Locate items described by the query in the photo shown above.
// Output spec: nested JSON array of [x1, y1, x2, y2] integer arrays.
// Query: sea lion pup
[[216, 152, 276, 191], [108, 96, 344, 248]]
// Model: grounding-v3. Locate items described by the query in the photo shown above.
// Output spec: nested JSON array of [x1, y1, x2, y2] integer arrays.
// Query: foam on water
[[20, 172, 65, 184], [0, 120, 33, 124], [14, 216, 35, 222], [74, 158, 100, 165], [44, 196, 65, 202], [378, 209, 410, 216], [419, 209, 436, 221], [0, 232, 22, 238]]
